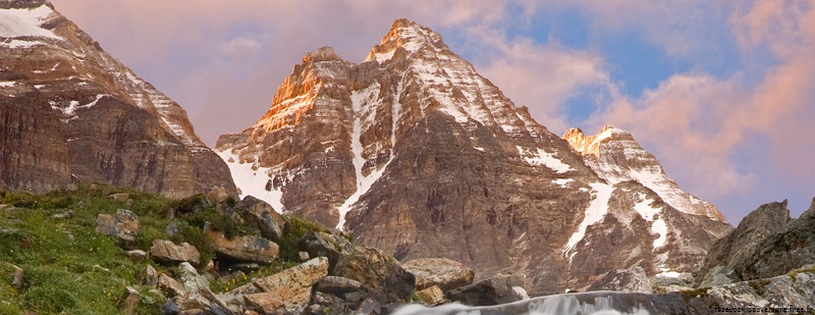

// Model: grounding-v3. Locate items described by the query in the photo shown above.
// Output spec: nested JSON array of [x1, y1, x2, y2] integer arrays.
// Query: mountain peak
[[0, 0, 52, 10], [302, 46, 343, 63], [365, 18, 445, 63], [564, 125, 631, 157]]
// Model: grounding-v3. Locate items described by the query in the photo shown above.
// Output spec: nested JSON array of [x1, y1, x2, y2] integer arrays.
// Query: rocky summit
[[0, 0, 236, 197], [215, 18, 733, 294]]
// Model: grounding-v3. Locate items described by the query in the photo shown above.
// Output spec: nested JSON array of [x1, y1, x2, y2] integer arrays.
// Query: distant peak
[[365, 18, 445, 63], [302, 46, 343, 63], [563, 125, 632, 157]]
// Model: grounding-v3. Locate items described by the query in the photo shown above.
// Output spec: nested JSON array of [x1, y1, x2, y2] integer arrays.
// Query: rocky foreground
[[4, 187, 814, 315]]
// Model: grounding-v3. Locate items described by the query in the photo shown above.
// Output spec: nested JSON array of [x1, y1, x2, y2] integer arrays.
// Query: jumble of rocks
[[89, 189, 517, 314]]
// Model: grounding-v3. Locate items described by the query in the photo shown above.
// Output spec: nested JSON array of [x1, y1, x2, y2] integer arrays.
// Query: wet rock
[[333, 246, 415, 304], [95, 209, 140, 241], [402, 258, 474, 291], [151, 239, 201, 265], [204, 222, 278, 264], [446, 274, 526, 306]]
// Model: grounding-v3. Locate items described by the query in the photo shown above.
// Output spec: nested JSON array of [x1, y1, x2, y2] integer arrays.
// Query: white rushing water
[[391, 292, 652, 315]]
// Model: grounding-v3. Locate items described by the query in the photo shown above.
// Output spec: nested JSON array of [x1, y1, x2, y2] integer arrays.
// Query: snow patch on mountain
[[216, 149, 285, 213], [564, 182, 614, 256], [517, 146, 574, 173], [0, 4, 61, 40], [336, 82, 395, 230]]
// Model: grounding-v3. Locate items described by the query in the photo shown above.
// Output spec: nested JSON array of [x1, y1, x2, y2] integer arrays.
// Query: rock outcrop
[[215, 18, 732, 294], [0, 0, 235, 197], [150, 239, 201, 265], [402, 258, 474, 291], [696, 200, 791, 285]]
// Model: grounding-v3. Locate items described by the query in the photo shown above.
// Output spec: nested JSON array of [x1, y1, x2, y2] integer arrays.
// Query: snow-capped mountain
[[0, 0, 235, 197], [215, 18, 732, 294], [564, 125, 725, 222]]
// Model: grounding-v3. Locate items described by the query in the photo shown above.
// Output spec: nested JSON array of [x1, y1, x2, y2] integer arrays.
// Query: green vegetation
[[0, 184, 326, 315], [679, 287, 710, 302]]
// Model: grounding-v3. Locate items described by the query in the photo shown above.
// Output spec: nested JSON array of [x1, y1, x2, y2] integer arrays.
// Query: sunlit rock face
[[0, 0, 236, 197], [215, 18, 732, 294]]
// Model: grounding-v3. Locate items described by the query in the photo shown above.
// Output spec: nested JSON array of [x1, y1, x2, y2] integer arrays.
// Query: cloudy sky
[[53, 0, 815, 224]]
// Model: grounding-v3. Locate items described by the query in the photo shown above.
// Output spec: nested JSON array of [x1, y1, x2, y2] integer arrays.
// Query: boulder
[[736, 198, 815, 280], [204, 222, 278, 264], [697, 200, 790, 285], [205, 187, 230, 206], [11, 265, 23, 290], [402, 258, 474, 291], [151, 239, 201, 265], [587, 266, 652, 293], [109, 193, 131, 203], [95, 209, 140, 241], [177, 262, 210, 293], [123, 286, 141, 315], [415, 285, 445, 305], [163, 299, 181, 315], [298, 231, 354, 272], [240, 257, 329, 314], [179, 287, 233, 315], [237, 196, 286, 242], [698, 265, 739, 288], [126, 250, 149, 260], [445, 274, 526, 306], [314, 276, 363, 297], [333, 246, 415, 304], [146, 265, 159, 287], [158, 273, 186, 298]]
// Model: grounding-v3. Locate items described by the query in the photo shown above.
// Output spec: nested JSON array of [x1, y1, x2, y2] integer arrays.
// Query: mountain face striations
[[0, 0, 236, 197], [215, 18, 732, 294]]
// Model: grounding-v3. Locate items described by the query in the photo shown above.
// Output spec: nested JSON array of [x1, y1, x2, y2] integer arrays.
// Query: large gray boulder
[[204, 222, 278, 264], [238, 257, 329, 314], [333, 246, 415, 304], [402, 258, 474, 291], [95, 209, 140, 241], [151, 239, 201, 265], [236, 196, 286, 242]]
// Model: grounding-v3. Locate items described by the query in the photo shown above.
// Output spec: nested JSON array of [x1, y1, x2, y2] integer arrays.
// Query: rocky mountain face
[[215, 18, 732, 294], [697, 198, 815, 286], [0, 0, 236, 197], [563, 126, 725, 222]]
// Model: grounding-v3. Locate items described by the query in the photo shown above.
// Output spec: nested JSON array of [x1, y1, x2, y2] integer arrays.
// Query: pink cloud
[[590, 0, 815, 206]]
